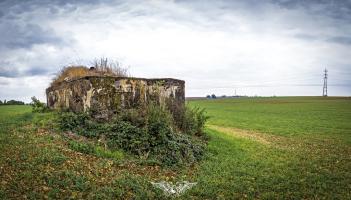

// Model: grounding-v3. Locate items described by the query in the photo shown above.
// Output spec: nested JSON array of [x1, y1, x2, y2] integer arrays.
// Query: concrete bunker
[[46, 76, 185, 119]]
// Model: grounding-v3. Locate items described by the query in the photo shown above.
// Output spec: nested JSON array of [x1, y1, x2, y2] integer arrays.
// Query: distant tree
[[5, 100, 25, 105], [211, 94, 216, 99], [4, 100, 6, 104], [221, 95, 227, 98], [206, 95, 211, 99], [0, 100, 2, 105]]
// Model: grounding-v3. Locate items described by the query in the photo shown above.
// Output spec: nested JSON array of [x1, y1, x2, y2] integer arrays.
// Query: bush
[[58, 112, 90, 133], [30, 96, 48, 113], [153, 133, 205, 166], [106, 120, 150, 155], [57, 102, 208, 166], [174, 106, 210, 136]]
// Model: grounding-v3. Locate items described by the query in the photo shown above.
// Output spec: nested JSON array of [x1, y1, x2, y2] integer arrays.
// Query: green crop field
[[187, 97, 351, 199], [0, 97, 350, 199]]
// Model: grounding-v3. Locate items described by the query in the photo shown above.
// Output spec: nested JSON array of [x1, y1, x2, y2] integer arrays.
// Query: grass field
[[186, 97, 351, 199], [0, 97, 350, 199]]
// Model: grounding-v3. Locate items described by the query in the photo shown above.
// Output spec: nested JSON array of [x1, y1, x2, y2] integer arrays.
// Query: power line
[[323, 68, 328, 97]]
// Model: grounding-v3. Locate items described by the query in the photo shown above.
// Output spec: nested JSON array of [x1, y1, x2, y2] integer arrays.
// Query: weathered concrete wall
[[46, 76, 185, 119]]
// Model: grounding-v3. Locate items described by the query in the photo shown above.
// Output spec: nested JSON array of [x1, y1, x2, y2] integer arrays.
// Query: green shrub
[[145, 103, 174, 147], [30, 96, 48, 113], [153, 133, 205, 166], [176, 106, 210, 136], [57, 102, 208, 166], [106, 120, 150, 155], [58, 112, 90, 132]]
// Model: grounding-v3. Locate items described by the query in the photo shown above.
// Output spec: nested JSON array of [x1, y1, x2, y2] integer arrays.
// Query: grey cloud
[[327, 36, 351, 45], [0, 80, 9, 86], [25, 67, 50, 76], [0, 0, 121, 50], [0, 66, 20, 78], [293, 34, 351, 46], [0, 60, 51, 78], [176, 0, 351, 26], [0, 23, 65, 49], [0, 0, 118, 14], [294, 33, 319, 41], [272, 0, 351, 21]]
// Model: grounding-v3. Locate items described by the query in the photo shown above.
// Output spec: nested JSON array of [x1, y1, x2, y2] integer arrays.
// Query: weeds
[[176, 106, 210, 136], [68, 140, 124, 160]]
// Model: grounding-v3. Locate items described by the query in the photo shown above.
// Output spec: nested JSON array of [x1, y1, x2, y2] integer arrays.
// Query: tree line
[[0, 99, 25, 105]]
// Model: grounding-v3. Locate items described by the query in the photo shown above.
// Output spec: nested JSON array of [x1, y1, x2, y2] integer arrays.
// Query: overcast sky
[[0, 0, 351, 102]]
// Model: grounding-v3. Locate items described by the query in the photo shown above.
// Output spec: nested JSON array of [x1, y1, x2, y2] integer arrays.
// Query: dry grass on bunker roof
[[51, 58, 129, 86]]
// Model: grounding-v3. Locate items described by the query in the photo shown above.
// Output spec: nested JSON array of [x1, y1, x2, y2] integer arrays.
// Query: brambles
[[57, 103, 209, 166]]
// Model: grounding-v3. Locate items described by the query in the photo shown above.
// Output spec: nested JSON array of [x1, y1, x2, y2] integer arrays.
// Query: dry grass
[[207, 124, 272, 145], [91, 58, 129, 78], [51, 58, 129, 86]]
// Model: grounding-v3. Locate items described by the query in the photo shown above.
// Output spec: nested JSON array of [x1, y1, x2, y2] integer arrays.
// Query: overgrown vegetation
[[51, 58, 129, 86], [175, 106, 209, 136], [0, 106, 173, 199], [30, 96, 48, 113], [58, 103, 208, 166]]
